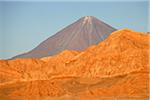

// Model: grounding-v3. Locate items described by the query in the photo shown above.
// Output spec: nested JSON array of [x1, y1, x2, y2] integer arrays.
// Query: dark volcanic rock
[[13, 16, 116, 58]]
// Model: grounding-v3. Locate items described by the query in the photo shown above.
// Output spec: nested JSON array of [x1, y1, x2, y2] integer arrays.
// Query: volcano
[[13, 16, 116, 58]]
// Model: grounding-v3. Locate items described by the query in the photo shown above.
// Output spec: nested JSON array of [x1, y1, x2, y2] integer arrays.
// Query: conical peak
[[82, 16, 93, 24], [12, 16, 116, 59]]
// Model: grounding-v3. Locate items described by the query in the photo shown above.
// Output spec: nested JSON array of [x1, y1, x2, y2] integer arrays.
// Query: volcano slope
[[0, 29, 149, 100]]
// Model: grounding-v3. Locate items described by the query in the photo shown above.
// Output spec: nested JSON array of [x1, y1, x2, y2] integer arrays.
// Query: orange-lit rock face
[[0, 29, 149, 99], [62, 29, 149, 77]]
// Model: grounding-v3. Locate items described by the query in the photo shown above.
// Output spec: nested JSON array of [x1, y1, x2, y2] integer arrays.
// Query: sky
[[0, 0, 149, 59]]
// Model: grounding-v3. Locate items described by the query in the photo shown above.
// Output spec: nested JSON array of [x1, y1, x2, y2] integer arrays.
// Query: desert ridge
[[0, 29, 149, 99], [61, 29, 149, 77]]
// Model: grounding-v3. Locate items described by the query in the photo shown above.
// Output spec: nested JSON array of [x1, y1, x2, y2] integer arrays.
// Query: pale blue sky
[[0, 0, 149, 59]]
